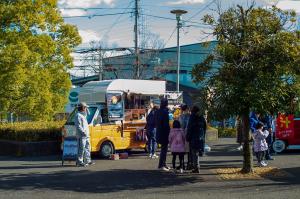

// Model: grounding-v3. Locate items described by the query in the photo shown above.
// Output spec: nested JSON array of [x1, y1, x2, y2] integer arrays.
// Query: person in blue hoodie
[[250, 112, 261, 133]]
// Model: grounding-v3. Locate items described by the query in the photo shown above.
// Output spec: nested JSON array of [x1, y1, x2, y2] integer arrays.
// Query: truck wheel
[[273, 140, 286, 153], [100, 141, 114, 158]]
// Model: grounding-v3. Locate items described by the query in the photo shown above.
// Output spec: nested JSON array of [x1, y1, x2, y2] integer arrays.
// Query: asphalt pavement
[[0, 138, 300, 199]]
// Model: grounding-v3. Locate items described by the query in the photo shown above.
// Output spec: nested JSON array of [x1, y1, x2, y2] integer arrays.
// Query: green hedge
[[218, 128, 236, 138], [0, 121, 65, 142]]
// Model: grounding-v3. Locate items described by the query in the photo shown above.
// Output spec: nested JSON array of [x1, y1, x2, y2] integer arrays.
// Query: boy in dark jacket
[[155, 98, 170, 171]]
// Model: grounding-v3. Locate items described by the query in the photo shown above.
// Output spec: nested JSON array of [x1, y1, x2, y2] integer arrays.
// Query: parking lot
[[1, 138, 300, 199]]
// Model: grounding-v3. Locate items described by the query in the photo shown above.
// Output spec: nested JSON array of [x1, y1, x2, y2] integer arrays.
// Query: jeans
[[158, 144, 168, 168], [77, 137, 91, 164], [265, 133, 273, 159], [191, 148, 201, 169], [147, 129, 157, 155]]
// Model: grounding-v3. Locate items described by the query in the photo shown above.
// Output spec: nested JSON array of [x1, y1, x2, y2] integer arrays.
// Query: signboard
[[62, 137, 78, 160], [276, 114, 294, 139], [107, 92, 124, 121]]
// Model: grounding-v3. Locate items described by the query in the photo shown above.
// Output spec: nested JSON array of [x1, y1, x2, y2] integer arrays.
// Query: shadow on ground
[[0, 169, 202, 193]]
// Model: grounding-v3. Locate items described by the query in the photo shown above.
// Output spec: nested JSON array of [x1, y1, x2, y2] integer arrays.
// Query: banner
[[276, 113, 294, 139]]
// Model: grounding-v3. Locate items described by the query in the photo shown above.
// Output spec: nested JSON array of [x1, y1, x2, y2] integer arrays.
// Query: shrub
[[0, 121, 65, 142], [218, 128, 236, 138]]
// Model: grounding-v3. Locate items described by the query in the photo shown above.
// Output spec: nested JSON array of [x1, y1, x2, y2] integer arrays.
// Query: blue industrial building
[[71, 41, 217, 105]]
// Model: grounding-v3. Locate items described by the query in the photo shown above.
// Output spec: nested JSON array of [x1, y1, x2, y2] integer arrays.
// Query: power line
[[101, 1, 134, 40], [186, 0, 217, 22], [141, 13, 209, 27], [164, 27, 177, 47], [61, 7, 133, 10], [63, 12, 133, 19]]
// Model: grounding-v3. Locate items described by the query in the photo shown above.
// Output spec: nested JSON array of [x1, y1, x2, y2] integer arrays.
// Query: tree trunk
[[241, 112, 254, 173]]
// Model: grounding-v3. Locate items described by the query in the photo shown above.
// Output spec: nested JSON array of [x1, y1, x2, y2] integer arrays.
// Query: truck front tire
[[100, 141, 114, 158]]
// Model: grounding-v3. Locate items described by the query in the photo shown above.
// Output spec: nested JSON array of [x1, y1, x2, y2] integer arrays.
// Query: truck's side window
[[101, 108, 109, 123]]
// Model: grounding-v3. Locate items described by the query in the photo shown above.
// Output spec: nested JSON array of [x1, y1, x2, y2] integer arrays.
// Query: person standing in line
[[253, 122, 269, 167], [260, 114, 275, 160], [250, 112, 261, 134], [75, 102, 94, 167], [169, 120, 186, 173], [178, 104, 190, 169], [186, 106, 206, 173], [155, 98, 170, 171], [145, 101, 159, 159]]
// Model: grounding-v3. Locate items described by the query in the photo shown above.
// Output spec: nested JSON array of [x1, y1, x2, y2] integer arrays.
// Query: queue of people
[[146, 98, 207, 173]]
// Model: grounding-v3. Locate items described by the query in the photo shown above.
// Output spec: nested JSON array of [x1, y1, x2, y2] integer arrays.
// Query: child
[[253, 122, 269, 167], [168, 120, 186, 173]]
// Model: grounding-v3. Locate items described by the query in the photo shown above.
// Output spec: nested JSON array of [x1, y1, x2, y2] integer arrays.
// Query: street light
[[170, 9, 187, 92]]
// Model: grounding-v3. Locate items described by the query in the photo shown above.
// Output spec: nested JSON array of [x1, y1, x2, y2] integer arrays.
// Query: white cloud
[[166, 0, 205, 5], [276, 0, 300, 13], [59, 0, 115, 8], [78, 30, 101, 44], [60, 9, 87, 17]]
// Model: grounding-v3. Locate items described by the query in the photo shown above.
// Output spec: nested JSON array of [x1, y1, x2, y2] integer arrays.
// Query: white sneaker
[[259, 161, 267, 167], [149, 154, 152, 158], [160, 167, 170, 171], [237, 145, 243, 151], [261, 161, 268, 167], [152, 154, 159, 159]]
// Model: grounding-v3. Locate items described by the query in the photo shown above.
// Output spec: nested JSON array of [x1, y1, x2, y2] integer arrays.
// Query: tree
[[0, 0, 81, 121], [192, 5, 300, 173]]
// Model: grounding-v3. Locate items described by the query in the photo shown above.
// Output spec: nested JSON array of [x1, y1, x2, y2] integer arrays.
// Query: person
[[145, 101, 159, 159], [155, 98, 170, 171], [253, 122, 269, 167], [179, 104, 191, 169], [236, 116, 243, 151], [260, 114, 275, 160], [75, 102, 94, 167], [186, 106, 206, 173], [250, 112, 261, 133], [169, 120, 186, 173]]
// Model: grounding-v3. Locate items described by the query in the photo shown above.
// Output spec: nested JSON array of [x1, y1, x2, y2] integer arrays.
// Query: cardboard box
[[110, 153, 119, 160], [119, 152, 129, 159]]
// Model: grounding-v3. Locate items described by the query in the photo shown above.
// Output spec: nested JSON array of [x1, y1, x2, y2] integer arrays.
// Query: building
[[71, 41, 217, 105]]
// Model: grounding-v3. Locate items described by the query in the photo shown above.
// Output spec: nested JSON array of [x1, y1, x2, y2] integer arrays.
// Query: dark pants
[[265, 133, 273, 159], [147, 129, 157, 155], [158, 144, 168, 168], [172, 152, 185, 169], [256, 151, 266, 163], [191, 148, 201, 169]]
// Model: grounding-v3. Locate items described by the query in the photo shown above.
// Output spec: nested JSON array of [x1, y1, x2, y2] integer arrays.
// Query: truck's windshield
[[66, 107, 97, 125]]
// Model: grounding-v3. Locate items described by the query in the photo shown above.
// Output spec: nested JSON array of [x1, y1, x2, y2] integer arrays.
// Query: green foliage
[[218, 128, 236, 138], [0, 121, 65, 142], [193, 5, 300, 119], [0, 0, 82, 121], [193, 4, 300, 173]]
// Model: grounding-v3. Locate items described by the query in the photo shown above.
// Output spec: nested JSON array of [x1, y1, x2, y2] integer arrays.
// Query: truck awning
[[79, 79, 166, 104]]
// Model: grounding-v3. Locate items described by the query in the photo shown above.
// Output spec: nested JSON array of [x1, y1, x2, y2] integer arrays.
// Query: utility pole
[[170, 9, 187, 92], [98, 48, 103, 81], [134, 0, 140, 79]]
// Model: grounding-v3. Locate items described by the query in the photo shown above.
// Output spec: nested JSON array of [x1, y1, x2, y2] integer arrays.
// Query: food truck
[[273, 113, 300, 153], [62, 79, 176, 158]]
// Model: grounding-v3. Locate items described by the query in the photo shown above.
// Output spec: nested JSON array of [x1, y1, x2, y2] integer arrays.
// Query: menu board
[[107, 92, 124, 121], [63, 137, 78, 160]]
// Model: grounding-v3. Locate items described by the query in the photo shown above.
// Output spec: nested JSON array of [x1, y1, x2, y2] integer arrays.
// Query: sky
[[58, 0, 300, 76]]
